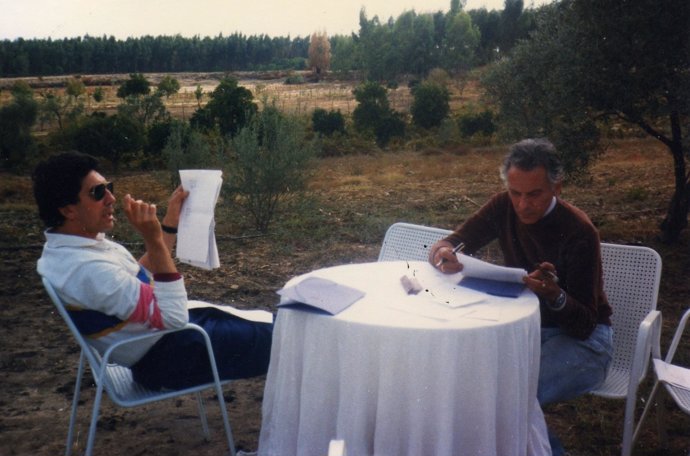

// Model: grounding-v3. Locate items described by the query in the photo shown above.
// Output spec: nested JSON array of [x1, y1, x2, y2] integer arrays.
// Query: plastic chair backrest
[[378, 222, 452, 262], [594, 243, 662, 397]]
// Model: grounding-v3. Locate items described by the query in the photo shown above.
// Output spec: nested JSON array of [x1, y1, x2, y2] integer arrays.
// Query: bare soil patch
[[1, 138, 689, 455]]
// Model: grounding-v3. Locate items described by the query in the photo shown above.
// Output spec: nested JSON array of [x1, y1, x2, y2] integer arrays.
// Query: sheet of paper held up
[[176, 169, 222, 270]]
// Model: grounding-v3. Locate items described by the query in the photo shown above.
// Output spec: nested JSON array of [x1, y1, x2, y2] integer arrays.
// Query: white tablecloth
[[258, 261, 550, 456]]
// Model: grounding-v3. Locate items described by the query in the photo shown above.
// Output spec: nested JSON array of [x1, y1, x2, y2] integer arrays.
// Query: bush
[[116, 73, 151, 99], [411, 82, 450, 129], [312, 108, 346, 136], [352, 81, 405, 148], [0, 88, 38, 171], [226, 105, 315, 232], [71, 114, 144, 171], [190, 77, 257, 137], [458, 110, 496, 138], [163, 122, 220, 188]]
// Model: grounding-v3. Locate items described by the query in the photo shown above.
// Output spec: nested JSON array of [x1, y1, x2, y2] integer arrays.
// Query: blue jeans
[[538, 324, 613, 455], [132, 307, 273, 390]]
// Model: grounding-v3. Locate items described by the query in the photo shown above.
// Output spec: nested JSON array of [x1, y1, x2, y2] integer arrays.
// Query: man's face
[[506, 165, 561, 225], [59, 170, 116, 238]]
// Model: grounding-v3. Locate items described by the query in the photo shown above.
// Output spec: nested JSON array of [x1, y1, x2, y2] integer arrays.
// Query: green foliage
[[483, 0, 690, 242], [284, 74, 305, 85], [311, 108, 346, 136], [458, 110, 496, 138], [0, 86, 38, 171], [116, 73, 151, 99], [117, 92, 169, 127], [226, 105, 315, 232], [65, 77, 86, 98], [156, 76, 180, 98], [411, 82, 450, 129], [71, 114, 145, 171], [352, 81, 406, 147], [93, 87, 105, 103], [190, 77, 257, 137], [39, 87, 85, 131], [163, 122, 220, 188]]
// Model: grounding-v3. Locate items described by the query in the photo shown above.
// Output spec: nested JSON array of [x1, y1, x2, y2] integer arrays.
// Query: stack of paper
[[277, 277, 365, 315], [176, 169, 222, 270], [457, 254, 528, 298]]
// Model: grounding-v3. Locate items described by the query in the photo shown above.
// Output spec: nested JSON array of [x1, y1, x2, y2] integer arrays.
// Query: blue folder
[[459, 276, 525, 298]]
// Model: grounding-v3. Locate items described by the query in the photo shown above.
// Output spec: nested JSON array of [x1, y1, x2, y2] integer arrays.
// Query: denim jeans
[[538, 324, 613, 455]]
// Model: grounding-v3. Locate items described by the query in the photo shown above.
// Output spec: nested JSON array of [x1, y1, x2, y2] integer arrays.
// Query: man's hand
[[161, 186, 189, 229], [429, 241, 464, 274], [523, 261, 561, 301], [122, 194, 162, 241]]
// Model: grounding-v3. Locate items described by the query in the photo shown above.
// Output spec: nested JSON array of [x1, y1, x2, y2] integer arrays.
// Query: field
[[1, 73, 689, 455]]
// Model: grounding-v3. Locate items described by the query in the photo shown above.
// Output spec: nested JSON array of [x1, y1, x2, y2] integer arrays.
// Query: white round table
[[258, 261, 549, 456]]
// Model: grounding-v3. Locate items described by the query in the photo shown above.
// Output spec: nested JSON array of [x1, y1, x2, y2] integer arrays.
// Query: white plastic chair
[[379, 224, 665, 456], [637, 307, 690, 449], [42, 277, 237, 456], [378, 222, 452, 262], [588, 243, 663, 456]]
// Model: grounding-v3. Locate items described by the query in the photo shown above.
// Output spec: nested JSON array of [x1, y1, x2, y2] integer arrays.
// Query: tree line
[[0, 0, 537, 79]]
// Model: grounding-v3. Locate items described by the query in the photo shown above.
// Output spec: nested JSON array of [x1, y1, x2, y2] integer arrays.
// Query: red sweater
[[445, 191, 612, 340]]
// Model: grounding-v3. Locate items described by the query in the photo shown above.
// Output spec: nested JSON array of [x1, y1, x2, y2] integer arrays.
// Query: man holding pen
[[429, 138, 613, 456]]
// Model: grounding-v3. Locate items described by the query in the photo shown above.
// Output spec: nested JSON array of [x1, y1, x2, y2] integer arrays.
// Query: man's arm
[[132, 186, 188, 272]]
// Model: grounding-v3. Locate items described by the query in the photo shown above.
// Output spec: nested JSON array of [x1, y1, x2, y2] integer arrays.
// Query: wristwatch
[[549, 289, 567, 311]]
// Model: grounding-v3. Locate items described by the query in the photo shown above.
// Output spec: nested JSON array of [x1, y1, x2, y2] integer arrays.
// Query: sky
[[0, 0, 552, 41]]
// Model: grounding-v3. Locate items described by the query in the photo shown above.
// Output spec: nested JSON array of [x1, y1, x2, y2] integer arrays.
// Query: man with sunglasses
[[33, 151, 273, 390]]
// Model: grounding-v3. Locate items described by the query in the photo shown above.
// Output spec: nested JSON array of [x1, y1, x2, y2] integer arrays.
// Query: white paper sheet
[[277, 277, 365, 315], [176, 169, 222, 270], [459, 253, 528, 283]]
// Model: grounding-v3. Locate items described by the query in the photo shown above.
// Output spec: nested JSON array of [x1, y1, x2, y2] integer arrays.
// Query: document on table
[[653, 359, 690, 391], [176, 169, 222, 270], [277, 277, 365, 315], [457, 254, 528, 298]]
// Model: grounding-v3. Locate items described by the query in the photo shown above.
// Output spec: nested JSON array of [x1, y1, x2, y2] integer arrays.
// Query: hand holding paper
[[176, 170, 223, 270]]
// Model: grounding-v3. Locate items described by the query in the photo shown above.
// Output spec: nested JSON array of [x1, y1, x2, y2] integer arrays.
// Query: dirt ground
[[1, 138, 689, 455]]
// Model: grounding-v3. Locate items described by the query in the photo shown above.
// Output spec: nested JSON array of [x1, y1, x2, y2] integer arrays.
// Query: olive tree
[[483, 0, 690, 242]]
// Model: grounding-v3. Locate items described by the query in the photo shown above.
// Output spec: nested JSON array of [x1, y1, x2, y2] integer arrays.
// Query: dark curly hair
[[32, 152, 100, 228]]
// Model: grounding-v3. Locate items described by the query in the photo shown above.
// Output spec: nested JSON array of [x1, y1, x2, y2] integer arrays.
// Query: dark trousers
[[132, 307, 273, 390]]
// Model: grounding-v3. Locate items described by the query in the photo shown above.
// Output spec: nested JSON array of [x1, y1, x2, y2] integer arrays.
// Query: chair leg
[[66, 350, 86, 456], [84, 380, 106, 456], [195, 392, 211, 440]]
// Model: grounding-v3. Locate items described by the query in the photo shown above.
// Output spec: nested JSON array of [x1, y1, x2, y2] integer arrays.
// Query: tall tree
[[483, 0, 690, 242], [308, 31, 331, 77]]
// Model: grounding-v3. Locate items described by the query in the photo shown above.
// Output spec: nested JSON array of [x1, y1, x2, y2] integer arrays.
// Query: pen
[[435, 242, 465, 268], [535, 263, 559, 283]]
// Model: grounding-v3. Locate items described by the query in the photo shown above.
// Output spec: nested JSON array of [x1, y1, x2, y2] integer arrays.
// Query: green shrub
[[458, 110, 496, 138], [352, 81, 406, 148], [411, 82, 450, 129], [312, 108, 346, 136], [226, 105, 315, 232]]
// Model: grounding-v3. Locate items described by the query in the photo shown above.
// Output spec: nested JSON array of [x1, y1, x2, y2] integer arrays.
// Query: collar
[[542, 196, 557, 218], [44, 230, 107, 248]]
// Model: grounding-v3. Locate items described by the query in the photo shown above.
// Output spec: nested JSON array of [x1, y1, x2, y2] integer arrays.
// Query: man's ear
[[554, 181, 563, 197], [58, 204, 77, 221]]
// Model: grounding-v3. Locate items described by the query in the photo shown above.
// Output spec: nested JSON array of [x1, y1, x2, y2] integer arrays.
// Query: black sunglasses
[[88, 182, 114, 201]]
